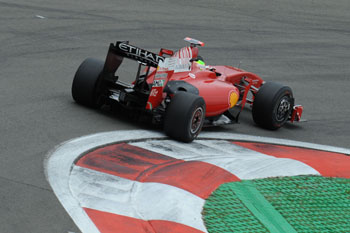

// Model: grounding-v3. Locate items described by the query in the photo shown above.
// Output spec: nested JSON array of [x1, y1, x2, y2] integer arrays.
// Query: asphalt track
[[1, 0, 350, 232]]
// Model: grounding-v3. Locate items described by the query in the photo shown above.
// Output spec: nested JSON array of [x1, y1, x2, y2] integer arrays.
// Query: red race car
[[72, 37, 303, 142]]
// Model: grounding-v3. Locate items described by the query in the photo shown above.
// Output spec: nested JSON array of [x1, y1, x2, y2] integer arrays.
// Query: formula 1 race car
[[72, 37, 303, 142]]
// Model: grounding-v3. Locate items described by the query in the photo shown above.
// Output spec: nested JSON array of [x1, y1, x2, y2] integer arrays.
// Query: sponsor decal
[[150, 89, 159, 97], [229, 90, 239, 108], [154, 73, 168, 80], [174, 59, 192, 73], [118, 42, 165, 64], [152, 79, 165, 87], [157, 57, 192, 73]]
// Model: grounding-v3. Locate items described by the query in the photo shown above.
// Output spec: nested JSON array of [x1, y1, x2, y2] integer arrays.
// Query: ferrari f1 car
[[72, 37, 303, 142]]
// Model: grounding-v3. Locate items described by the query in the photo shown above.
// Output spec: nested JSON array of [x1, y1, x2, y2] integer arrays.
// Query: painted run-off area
[[46, 131, 350, 233], [204, 176, 350, 233]]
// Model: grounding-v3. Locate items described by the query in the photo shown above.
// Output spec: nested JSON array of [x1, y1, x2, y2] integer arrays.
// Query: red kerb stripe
[[234, 142, 350, 178], [76, 143, 239, 199], [84, 208, 204, 233]]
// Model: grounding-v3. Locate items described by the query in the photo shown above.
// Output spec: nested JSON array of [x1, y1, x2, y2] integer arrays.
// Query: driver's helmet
[[196, 59, 205, 66]]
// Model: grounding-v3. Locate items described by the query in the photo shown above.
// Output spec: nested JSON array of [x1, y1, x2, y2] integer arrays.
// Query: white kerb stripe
[[44, 130, 164, 233], [70, 166, 207, 232], [45, 130, 350, 233], [130, 140, 320, 180]]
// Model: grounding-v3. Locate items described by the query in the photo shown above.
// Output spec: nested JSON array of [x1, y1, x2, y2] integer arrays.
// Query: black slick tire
[[252, 82, 293, 129], [164, 92, 206, 142], [72, 58, 105, 108]]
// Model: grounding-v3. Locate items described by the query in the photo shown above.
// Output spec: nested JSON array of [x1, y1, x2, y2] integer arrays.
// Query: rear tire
[[72, 58, 105, 108], [252, 82, 293, 129], [164, 92, 206, 142]]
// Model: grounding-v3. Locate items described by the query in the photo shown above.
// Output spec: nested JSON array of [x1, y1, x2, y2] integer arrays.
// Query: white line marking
[[35, 15, 46, 19]]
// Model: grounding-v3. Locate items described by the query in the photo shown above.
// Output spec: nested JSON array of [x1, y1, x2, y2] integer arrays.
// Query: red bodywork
[[145, 45, 265, 117], [144, 44, 302, 122], [104, 39, 303, 123]]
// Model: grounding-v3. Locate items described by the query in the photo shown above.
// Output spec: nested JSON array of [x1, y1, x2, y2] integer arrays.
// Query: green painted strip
[[231, 180, 297, 233], [203, 176, 350, 232]]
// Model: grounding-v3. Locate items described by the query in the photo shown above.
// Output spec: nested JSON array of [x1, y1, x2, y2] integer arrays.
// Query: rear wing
[[103, 41, 165, 75]]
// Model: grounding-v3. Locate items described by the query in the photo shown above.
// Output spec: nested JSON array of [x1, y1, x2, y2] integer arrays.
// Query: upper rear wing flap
[[103, 41, 165, 75]]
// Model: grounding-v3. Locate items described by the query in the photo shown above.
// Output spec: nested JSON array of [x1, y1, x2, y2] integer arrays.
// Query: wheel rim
[[276, 97, 291, 122], [190, 107, 204, 134]]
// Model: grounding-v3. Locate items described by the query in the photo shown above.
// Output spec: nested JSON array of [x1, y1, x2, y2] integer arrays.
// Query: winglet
[[184, 37, 205, 47]]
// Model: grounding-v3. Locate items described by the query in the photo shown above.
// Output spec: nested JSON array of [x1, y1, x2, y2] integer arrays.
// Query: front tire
[[252, 82, 293, 129], [72, 58, 105, 108], [164, 92, 206, 142]]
